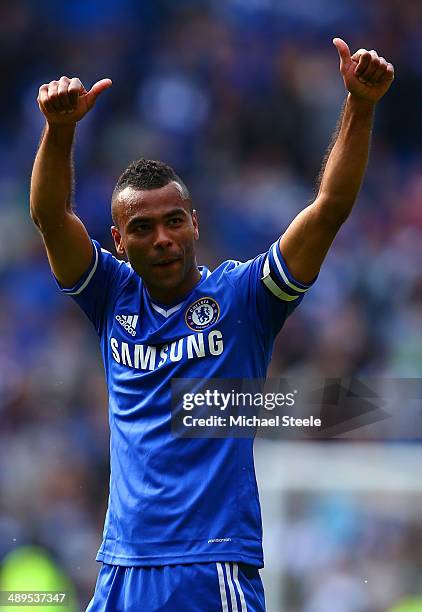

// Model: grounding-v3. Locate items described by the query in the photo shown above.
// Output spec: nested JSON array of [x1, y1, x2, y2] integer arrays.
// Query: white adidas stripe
[[216, 562, 248, 612], [232, 563, 247, 612], [216, 563, 228, 611], [225, 563, 238, 612]]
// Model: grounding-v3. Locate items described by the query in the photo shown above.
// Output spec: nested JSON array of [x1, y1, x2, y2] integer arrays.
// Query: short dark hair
[[111, 158, 191, 226]]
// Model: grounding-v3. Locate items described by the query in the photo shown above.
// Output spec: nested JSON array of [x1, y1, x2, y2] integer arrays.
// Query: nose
[[153, 225, 173, 249]]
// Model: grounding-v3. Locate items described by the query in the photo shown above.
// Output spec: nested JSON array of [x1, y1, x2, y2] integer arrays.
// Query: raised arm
[[30, 76, 112, 288], [279, 38, 394, 284]]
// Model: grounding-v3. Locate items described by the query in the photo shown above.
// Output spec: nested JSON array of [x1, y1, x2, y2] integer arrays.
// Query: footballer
[[30, 38, 394, 611]]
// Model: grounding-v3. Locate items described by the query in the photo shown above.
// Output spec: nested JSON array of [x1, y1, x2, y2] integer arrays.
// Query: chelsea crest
[[185, 297, 220, 331]]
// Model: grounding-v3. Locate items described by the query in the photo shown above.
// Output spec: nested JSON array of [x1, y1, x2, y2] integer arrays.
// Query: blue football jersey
[[55, 238, 314, 567]]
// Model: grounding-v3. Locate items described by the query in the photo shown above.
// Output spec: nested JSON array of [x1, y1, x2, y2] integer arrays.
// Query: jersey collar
[[146, 266, 210, 319]]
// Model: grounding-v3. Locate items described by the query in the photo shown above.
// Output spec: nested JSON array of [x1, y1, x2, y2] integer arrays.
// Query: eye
[[168, 217, 183, 226], [134, 223, 150, 232]]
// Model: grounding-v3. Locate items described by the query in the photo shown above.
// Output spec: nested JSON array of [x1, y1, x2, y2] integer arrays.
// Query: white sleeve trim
[[261, 257, 299, 301], [66, 243, 99, 295], [271, 243, 308, 293]]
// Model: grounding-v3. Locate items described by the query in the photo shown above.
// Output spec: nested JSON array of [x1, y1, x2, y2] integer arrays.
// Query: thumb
[[86, 78, 112, 108], [333, 37, 351, 73]]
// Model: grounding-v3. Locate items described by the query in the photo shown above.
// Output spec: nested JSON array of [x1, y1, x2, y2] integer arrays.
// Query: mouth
[[153, 257, 181, 267]]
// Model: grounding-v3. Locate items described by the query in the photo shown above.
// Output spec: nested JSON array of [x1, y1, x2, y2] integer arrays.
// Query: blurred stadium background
[[1, 0, 422, 609]]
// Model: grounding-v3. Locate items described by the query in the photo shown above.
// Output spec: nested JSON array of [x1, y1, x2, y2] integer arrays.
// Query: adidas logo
[[116, 314, 139, 337]]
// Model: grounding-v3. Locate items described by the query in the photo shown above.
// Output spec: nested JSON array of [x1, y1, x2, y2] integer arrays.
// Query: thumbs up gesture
[[37, 76, 112, 124], [333, 38, 394, 104]]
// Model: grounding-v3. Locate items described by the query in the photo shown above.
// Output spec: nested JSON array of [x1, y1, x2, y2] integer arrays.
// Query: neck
[[146, 264, 202, 306]]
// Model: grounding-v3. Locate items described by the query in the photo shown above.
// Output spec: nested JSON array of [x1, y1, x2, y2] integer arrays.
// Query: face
[[111, 182, 200, 303]]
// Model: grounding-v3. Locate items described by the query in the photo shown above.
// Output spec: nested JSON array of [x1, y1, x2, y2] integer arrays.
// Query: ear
[[192, 209, 199, 241], [111, 225, 126, 256]]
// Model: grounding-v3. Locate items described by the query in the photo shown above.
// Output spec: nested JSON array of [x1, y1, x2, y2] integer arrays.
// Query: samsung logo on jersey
[[110, 330, 224, 371]]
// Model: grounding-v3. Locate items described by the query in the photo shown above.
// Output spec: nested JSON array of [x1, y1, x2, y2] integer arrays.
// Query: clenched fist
[[37, 76, 112, 125], [333, 38, 394, 104]]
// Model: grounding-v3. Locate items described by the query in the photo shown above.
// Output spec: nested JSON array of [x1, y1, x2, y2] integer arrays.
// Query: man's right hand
[[37, 76, 112, 125]]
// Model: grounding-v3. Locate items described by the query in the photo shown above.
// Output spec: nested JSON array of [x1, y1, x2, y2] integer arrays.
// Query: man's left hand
[[333, 37, 394, 104]]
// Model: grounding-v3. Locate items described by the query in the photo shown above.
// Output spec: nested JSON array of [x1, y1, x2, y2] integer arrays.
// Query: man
[[30, 38, 394, 611]]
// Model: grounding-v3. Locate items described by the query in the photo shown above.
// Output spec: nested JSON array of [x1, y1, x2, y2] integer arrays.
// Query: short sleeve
[[227, 238, 317, 341], [54, 239, 133, 335]]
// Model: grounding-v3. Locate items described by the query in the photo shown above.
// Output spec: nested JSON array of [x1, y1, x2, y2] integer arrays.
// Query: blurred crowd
[[281, 491, 422, 612], [1, 0, 422, 608]]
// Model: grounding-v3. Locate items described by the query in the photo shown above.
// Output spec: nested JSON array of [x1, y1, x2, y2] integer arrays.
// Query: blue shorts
[[86, 561, 266, 611]]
